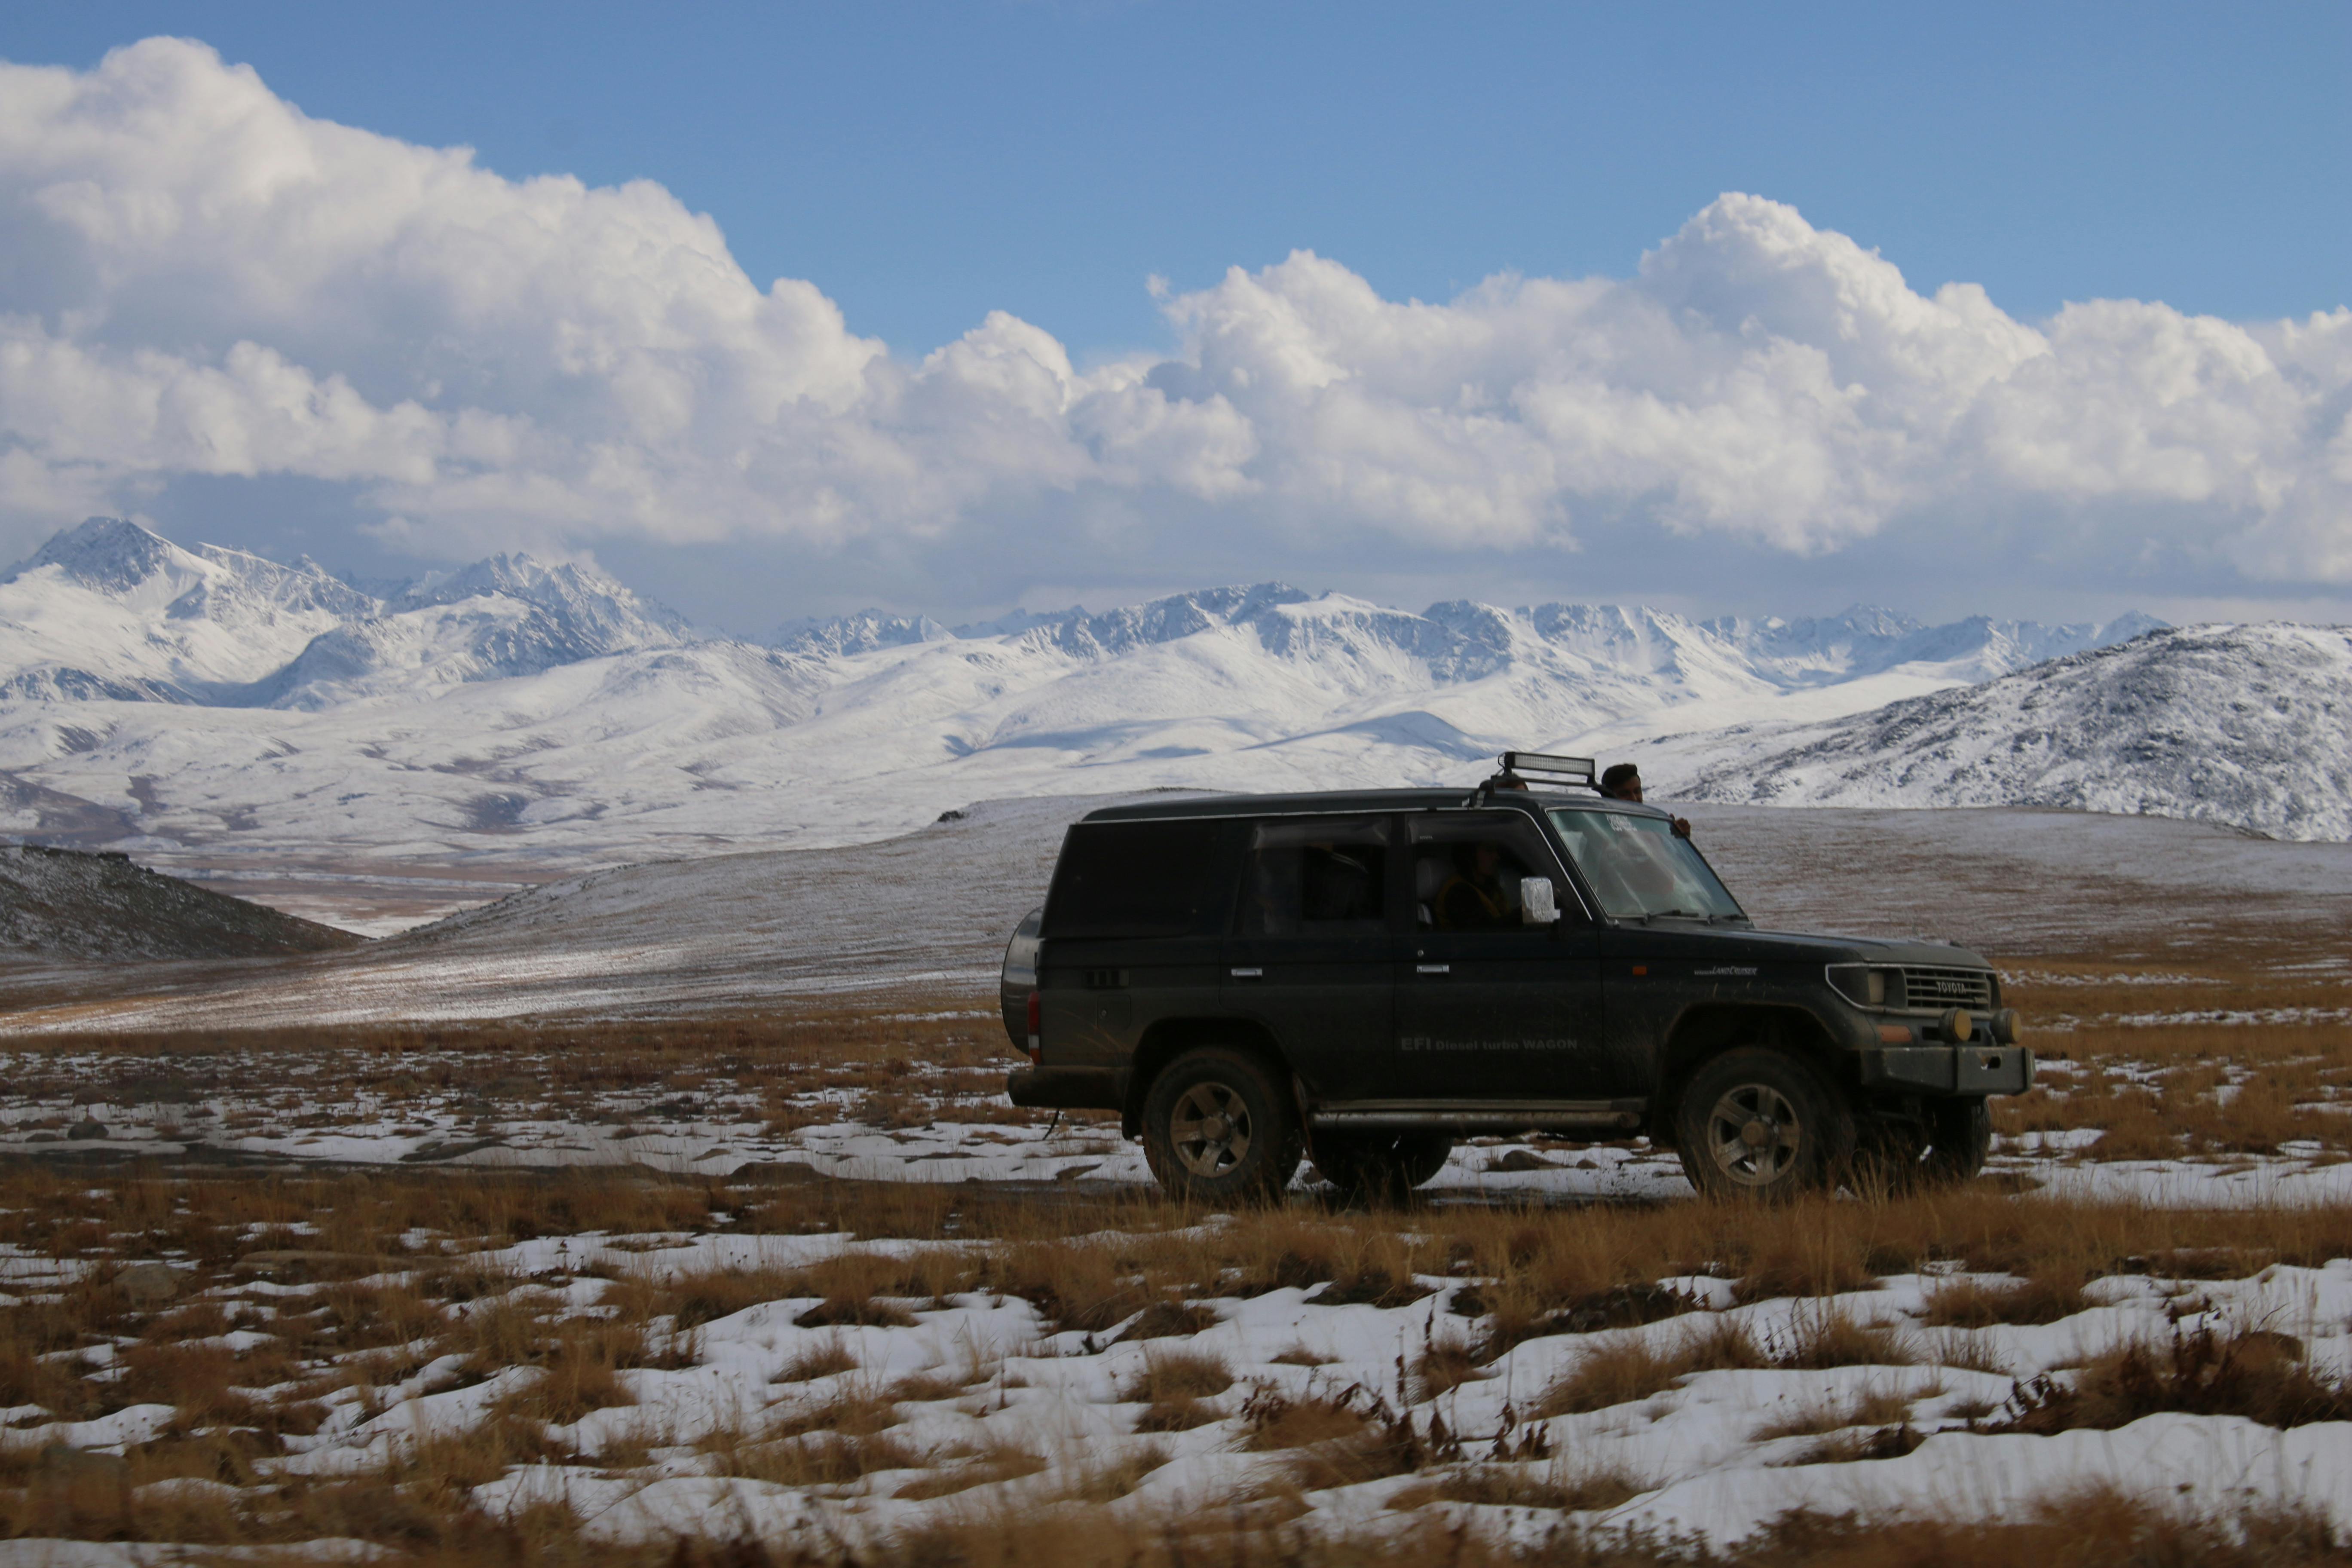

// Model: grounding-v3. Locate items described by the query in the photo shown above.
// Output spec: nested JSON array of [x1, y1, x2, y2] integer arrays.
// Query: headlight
[[1826, 964, 1903, 1010]]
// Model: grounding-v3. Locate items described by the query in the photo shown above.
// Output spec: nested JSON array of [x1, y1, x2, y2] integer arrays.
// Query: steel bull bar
[[1858, 1044, 2034, 1096]]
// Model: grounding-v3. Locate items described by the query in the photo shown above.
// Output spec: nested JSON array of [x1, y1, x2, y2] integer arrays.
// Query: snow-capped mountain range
[[0, 516, 2335, 931], [0, 519, 686, 708]]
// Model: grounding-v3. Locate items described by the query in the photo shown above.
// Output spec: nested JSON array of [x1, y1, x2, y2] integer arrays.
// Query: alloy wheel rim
[[1170, 1083, 1252, 1177], [1705, 1083, 1801, 1186]]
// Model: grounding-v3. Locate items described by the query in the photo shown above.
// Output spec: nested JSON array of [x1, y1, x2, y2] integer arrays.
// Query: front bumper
[[1006, 1066, 1122, 1110], [1859, 1044, 2034, 1096]]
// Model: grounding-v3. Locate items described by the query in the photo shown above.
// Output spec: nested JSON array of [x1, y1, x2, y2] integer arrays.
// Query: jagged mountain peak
[[397, 552, 686, 630], [3, 519, 377, 620], [772, 609, 954, 658], [3, 517, 183, 593]]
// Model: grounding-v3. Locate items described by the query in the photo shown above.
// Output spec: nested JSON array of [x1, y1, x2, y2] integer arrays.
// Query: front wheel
[[1673, 1047, 1853, 1200], [1312, 1132, 1452, 1205], [1141, 1048, 1303, 1204]]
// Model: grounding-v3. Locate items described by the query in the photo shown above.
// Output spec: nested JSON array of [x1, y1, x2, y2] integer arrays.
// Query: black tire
[[1672, 1047, 1855, 1201], [1919, 1098, 1991, 1185], [1312, 1132, 1452, 1205], [1140, 1048, 1304, 1204]]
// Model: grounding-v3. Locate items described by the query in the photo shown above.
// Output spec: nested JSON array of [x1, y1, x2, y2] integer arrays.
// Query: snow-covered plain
[[9, 1029, 2352, 1211], [349, 1247, 2352, 1551], [9, 1109, 2352, 1561], [3, 796, 2343, 1035]]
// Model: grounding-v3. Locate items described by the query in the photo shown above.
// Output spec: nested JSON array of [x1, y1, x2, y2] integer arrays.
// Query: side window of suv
[[1237, 817, 1391, 936], [1043, 819, 1238, 937], [1409, 814, 1574, 931]]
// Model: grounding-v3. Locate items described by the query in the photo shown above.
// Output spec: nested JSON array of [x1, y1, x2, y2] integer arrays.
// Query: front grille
[[1897, 966, 1995, 1012]]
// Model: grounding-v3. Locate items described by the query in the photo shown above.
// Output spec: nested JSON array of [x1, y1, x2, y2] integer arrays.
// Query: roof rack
[[1497, 750, 1598, 789]]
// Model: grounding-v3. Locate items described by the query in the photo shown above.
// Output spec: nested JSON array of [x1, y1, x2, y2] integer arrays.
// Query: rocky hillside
[[0, 844, 363, 962]]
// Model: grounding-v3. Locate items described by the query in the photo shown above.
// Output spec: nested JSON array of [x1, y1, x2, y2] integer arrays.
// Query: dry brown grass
[[1769, 1304, 1914, 1371], [1920, 1273, 2088, 1327], [1994, 1322, 2352, 1433], [773, 1336, 859, 1384], [1752, 1384, 1922, 1442], [490, 1315, 647, 1425], [890, 1434, 1048, 1500], [19, 1162, 2352, 1378], [1534, 1315, 1763, 1417], [1058, 1442, 1174, 1502], [1389, 1457, 1651, 1514], [1410, 1336, 1489, 1401], [1126, 1345, 1235, 1431], [696, 1409, 927, 1488]]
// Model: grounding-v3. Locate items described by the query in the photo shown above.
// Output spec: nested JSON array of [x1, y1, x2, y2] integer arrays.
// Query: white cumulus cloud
[[0, 37, 2346, 596]]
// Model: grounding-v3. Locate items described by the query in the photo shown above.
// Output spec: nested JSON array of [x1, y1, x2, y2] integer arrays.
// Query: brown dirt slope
[[0, 844, 362, 960]]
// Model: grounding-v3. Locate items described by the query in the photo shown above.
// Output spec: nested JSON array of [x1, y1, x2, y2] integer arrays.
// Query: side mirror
[[1520, 876, 1560, 925]]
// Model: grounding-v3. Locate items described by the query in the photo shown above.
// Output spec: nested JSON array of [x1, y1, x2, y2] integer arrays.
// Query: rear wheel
[[1858, 1099, 1992, 1191], [1920, 1098, 1991, 1185], [1311, 1131, 1452, 1205], [1141, 1048, 1303, 1204], [1673, 1047, 1853, 1200]]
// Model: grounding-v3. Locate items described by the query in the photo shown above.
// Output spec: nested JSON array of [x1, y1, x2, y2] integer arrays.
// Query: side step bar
[[1309, 1099, 1645, 1134]]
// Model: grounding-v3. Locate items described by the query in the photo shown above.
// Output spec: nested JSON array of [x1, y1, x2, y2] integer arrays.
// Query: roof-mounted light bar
[[1497, 751, 1597, 787]]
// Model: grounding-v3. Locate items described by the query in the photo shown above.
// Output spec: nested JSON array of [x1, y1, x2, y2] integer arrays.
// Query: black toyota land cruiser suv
[[1001, 753, 2030, 1203]]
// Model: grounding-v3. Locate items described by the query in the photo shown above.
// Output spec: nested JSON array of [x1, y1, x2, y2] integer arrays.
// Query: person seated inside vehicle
[[1298, 841, 1380, 925], [1434, 840, 1519, 931]]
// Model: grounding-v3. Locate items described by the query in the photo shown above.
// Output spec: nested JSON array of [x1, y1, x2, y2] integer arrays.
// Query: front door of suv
[[1390, 812, 1612, 1100], [1222, 815, 1402, 1103]]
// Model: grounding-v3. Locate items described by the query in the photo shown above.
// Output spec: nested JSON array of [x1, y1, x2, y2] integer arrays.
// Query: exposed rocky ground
[[0, 843, 361, 963]]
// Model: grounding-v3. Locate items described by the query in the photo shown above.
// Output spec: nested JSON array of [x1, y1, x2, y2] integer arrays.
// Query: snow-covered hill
[[1669, 624, 2352, 841], [0, 516, 2261, 930]]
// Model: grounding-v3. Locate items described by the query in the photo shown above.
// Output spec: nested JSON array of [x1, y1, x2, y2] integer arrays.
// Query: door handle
[[1230, 967, 1264, 980], [1415, 963, 1451, 975]]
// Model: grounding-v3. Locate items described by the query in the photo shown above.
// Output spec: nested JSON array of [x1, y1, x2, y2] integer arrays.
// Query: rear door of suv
[[1038, 818, 1241, 1080], [1222, 813, 1403, 1102]]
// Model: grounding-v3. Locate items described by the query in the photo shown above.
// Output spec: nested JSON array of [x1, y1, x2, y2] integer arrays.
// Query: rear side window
[[1237, 817, 1392, 937], [1042, 820, 1238, 937]]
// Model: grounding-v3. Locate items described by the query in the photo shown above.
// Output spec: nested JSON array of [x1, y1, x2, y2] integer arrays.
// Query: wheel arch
[[1650, 1003, 1847, 1144], [1122, 1017, 1290, 1139]]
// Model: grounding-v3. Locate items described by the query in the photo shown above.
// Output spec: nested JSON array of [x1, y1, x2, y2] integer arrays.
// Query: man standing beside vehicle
[[1600, 763, 1692, 839]]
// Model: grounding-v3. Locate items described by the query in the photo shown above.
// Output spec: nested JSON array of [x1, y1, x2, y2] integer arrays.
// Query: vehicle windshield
[[1546, 808, 1746, 922]]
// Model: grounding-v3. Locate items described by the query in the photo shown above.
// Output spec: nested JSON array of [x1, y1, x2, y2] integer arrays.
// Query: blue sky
[[0, 5, 2346, 631]]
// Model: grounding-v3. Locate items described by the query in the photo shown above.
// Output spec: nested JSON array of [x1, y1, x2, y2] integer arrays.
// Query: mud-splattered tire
[[1312, 1132, 1452, 1205], [1141, 1048, 1303, 1204], [1673, 1047, 1854, 1201]]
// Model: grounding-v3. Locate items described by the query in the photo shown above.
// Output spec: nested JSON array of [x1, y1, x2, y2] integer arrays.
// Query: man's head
[[1600, 763, 1644, 802]]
